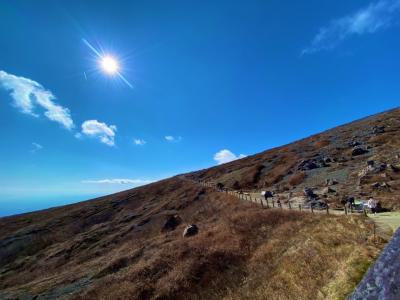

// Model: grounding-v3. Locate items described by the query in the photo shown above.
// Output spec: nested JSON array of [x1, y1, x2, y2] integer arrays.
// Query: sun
[[100, 55, 119, 75]]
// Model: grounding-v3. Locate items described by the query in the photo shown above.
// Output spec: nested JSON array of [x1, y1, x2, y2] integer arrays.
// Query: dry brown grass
[[288, 171, 306, 186], [0, 179, 384, 300], [314, 139, 331, 149], [3, 108, 400, 299]]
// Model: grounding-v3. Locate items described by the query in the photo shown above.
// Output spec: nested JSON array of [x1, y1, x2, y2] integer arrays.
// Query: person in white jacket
[[368, 197, 377, 214]]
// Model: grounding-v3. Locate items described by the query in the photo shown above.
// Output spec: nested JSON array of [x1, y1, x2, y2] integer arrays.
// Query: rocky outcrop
[[183, 224, 198, 237], [348, 228, 400, 300], [352, 147, 368, 156], [325, 178, 338, 186], [298, 157, 330, 171], [372, 125, 385, 134], [162, 215, 182, 231]]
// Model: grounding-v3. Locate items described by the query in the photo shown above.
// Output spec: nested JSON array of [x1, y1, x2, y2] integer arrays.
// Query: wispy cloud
[[133, 138, 146, 146], [82, 178, 153, 185], [80, 120, 117, 146], [30, 142, 43, 153], [302, 0, 400, 55], [214, 149, 246, 165], [165, 135, 182, 142], [0, 70, 74, 129]]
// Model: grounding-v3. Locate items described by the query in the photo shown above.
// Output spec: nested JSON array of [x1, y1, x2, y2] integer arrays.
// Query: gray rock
[[325, 178, 338, 186], [348, 228, 400, 300], [352, 147, 368, 156], [303, 187, 318, 200], [183, 224, 198, 238], [162, 215, 182, 231], [298, 157, 330, 171], [372, 125, 385, 134]]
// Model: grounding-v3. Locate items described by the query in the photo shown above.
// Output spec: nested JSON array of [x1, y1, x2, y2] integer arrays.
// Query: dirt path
[[189, 178, 400, 239]]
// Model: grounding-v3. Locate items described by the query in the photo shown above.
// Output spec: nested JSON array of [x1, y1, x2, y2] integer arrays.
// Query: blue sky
[[1, 0, 399, 216]]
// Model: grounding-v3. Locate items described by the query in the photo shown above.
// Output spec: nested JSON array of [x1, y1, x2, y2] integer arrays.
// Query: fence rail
[[193, 179, 367, 216]]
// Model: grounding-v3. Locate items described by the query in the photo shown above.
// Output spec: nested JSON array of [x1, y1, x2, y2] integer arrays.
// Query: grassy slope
[[0, 179, 383, 299], [2, 108, 399, 299]]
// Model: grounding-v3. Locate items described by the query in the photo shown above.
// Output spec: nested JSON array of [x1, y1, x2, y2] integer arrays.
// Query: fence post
[[350, 205, 353, 214], [260, 198, 264, 208], [288, 201, 292, 210], [326, 205, 329, 215], [299, 204, 301, 211], [272, 199, 275, 208], [344, 205, 348, 215], [311, 206, 314, 214], [266, 198, 269, 208], [279, 202, 282, 209], [373, 222, 376, 243]]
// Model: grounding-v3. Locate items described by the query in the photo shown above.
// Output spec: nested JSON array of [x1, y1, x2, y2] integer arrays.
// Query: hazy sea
[[0, 194, 104, 218]]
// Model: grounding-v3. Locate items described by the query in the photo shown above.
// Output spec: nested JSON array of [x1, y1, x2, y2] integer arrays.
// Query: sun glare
[[100, 55, 119, 75]]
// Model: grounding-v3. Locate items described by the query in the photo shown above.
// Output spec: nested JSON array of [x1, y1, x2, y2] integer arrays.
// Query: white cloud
[[214, 149, 246, 165], [30, 142, 43, 153], [302, 0, 400, 55], [134, 138, 146, 146], [0, 70, 74, 129], [80, 120, 117, 146], [82, 178, 152, 185], [165, 135, 182, 142]]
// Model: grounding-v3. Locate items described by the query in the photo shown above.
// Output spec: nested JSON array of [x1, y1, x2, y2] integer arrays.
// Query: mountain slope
[[187, 108, 400, 209], [1, 108, 399, 299]]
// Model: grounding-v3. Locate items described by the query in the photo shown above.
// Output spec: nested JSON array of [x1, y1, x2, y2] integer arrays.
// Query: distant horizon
[[1, 0, 400, 216]]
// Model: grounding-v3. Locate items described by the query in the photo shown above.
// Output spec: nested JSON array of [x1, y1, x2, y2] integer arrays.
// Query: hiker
[[216, 182, 224, 191], [277, 198, 282, 208], [347, 197, 355, 208], [368, 197, 377, 214]]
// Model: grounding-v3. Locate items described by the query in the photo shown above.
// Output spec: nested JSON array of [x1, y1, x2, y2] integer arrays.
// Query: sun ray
[[82, 38, 133, 88]]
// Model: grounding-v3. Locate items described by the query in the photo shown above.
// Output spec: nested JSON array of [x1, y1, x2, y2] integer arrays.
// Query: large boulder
[[183, 224, 198, 238], [162, 215, 182, 231], [264, 191, 274, 198], [303, 187, 318, 200], [349, 141, 361, 147], [352, 147, 368, 156], [298, 157, 329, 171]]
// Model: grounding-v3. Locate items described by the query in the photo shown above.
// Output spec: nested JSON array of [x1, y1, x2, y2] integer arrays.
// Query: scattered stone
[[162, 215, 182, 231], [371, 182, 391, 191], [183, 224, 198, 238], [323, 156, 332, 163], [298, 157, 330, 171], [352, 147, 368, 156], [367, 160, 375, 166], [349, 141, 361, 147], [321, 187, 336, 194], [372, 125, 385, 134], [325, 178, 338, 186], [308, 199, 327, 210], [303, 187, 318, 200]]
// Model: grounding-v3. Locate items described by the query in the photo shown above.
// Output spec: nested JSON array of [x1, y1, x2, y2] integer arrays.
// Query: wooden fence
[[195, 180, 367, 216]]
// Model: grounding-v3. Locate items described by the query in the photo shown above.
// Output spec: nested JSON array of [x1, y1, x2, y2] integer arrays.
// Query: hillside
[[1, 108, 399, 299], [188, 108, 400, 210]]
